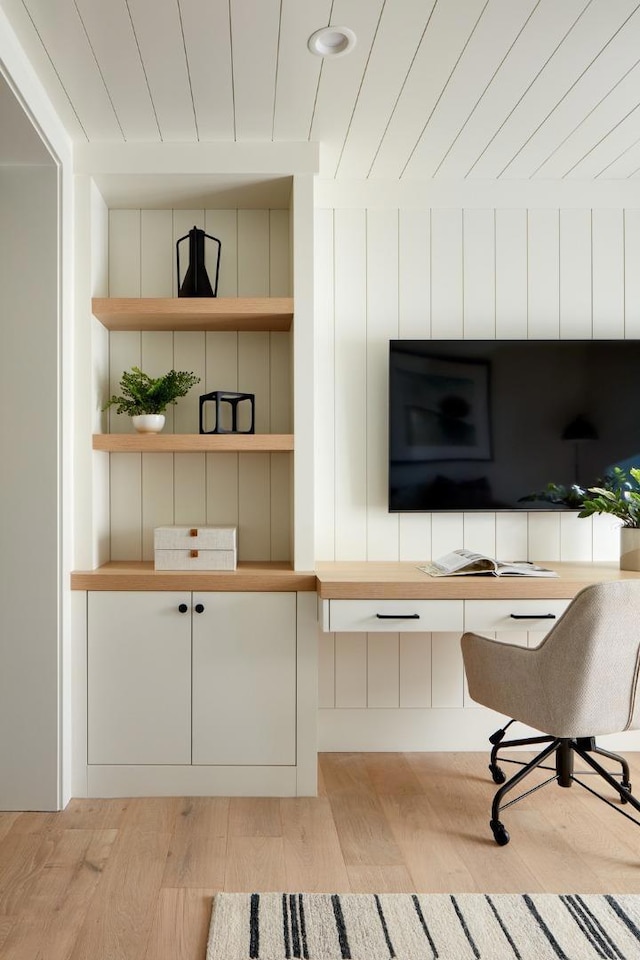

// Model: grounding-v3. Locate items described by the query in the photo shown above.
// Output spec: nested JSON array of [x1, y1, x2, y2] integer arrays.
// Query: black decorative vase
[[176, 226, 221, 297]]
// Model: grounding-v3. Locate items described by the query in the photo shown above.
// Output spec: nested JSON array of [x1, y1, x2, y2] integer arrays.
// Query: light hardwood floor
[[1, 751, 640, 960]]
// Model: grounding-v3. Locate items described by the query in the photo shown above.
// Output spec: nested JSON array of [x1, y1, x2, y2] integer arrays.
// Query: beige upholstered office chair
[[461, 580, 640, 846]]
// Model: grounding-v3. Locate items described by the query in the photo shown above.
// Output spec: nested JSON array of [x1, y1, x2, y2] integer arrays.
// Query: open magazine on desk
[[419, 548, 559, 578]]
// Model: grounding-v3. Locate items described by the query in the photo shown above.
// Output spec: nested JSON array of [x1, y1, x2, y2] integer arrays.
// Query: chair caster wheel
[[489, 763, 506, 784], [620, 781, 632, 804], [490, 819, 510, 846]]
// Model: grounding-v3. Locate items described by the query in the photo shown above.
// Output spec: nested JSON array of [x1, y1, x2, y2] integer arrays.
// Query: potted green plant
[[577, 467, 640, 571], [521, 467, 640, 570], [576, 467, 640, 526], [103, 366, 200, 433]]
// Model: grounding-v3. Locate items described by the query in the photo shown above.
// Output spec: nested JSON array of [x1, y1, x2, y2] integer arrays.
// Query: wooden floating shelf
[[91, 297, 293, 332], [71, 561, 317, 592], [93, 433, 294, 453]]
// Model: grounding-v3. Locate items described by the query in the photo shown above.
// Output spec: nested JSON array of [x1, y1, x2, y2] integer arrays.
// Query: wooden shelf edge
[[71, 561, 317, 592], [92, 297, 293, 331], [92, 433, 294, 452]]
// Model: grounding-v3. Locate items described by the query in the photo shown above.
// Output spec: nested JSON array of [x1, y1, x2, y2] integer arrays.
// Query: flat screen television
[[388, 339, 640, 513]]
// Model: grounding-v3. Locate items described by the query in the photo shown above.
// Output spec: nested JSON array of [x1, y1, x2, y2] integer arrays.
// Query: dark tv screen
[[388, 339, 640, 513]]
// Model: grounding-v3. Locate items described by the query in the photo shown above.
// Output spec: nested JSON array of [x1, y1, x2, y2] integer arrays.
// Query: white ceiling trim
[[74, 140, 319, 176], [315, 177, 640, 209]]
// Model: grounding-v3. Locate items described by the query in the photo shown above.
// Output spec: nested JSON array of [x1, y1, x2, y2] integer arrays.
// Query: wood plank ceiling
[[3, 0, 640, 180]]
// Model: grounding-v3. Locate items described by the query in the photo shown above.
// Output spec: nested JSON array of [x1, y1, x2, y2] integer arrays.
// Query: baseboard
[[86, 764, 298, 797], [318, 708, 640, 753]]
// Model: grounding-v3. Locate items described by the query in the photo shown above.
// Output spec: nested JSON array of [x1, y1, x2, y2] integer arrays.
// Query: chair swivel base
[[486, 721, 637, 846]]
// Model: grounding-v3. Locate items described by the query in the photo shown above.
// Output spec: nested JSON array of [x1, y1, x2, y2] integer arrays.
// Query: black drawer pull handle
[[509, 613, 556, 620], [194, 603, 205, 614], [178, 603, 188, 614], [375, 613, 420, 620]]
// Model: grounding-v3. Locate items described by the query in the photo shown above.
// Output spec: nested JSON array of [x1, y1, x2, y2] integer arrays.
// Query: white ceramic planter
[[620, 527, 640, 571], [131, 414, 166, 434]]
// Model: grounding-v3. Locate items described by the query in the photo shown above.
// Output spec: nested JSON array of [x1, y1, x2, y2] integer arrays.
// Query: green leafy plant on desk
[[576, 466, 640, 528]]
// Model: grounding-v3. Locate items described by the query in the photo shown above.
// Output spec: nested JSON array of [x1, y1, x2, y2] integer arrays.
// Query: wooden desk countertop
[[314, 561, 640, 600], [71, 560, 640, 597]]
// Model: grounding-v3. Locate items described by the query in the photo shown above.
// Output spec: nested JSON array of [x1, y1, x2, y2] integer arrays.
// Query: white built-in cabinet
[[191, 591, 296, 765], [72, 175, 318, 798], [79, 292, 312, 797], [88, 591, 296, 768], [88, 591, 191, 765]]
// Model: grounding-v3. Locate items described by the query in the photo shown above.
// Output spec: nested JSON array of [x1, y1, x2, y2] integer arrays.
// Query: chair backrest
[[536, 580, 640, 737]]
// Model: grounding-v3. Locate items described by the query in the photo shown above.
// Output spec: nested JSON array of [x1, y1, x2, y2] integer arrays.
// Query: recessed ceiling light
[[307, 26, 357, 58]]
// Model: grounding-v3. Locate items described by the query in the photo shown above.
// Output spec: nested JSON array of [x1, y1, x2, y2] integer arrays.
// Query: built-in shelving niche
[[93, 293, 294, 567]]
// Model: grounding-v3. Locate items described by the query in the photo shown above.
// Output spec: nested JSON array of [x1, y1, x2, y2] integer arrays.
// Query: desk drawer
[[327, 599, 463, 633], [464, 599, 570, 633]]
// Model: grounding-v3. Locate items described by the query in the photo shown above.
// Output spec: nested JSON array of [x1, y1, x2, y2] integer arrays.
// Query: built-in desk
[[314, 561, 640, 754], [315, 560, 640, 600], [316, 561, 640, 632]]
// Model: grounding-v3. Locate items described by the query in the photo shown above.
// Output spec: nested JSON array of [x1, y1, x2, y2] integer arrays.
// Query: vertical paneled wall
[[106, 208, 291, 562], [315, 205, 638, 747], [315, 205, 639, 563]]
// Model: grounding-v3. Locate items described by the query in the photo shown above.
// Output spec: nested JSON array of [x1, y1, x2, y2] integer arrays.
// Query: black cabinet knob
[[194, 603, 205, 614], [178, 603, 188, 614]]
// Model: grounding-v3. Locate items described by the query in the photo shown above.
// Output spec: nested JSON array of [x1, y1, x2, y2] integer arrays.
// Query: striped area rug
[[207, 891, 640, 959]]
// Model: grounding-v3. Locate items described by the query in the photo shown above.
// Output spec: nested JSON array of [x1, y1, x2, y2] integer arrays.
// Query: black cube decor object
[[199, 391, 255, 435]]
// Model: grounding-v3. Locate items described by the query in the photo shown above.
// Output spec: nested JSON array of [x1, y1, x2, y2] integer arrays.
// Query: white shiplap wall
[[315, 204, 639, 749], [106, 208, 292, 562]]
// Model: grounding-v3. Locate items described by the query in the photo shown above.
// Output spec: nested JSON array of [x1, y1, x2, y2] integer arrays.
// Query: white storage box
[[154, 525, 237, 570]]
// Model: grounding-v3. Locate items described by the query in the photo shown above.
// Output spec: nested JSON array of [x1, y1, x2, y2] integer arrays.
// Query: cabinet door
[[88, 592, 191, 765], [192, 592, 296, 765]]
